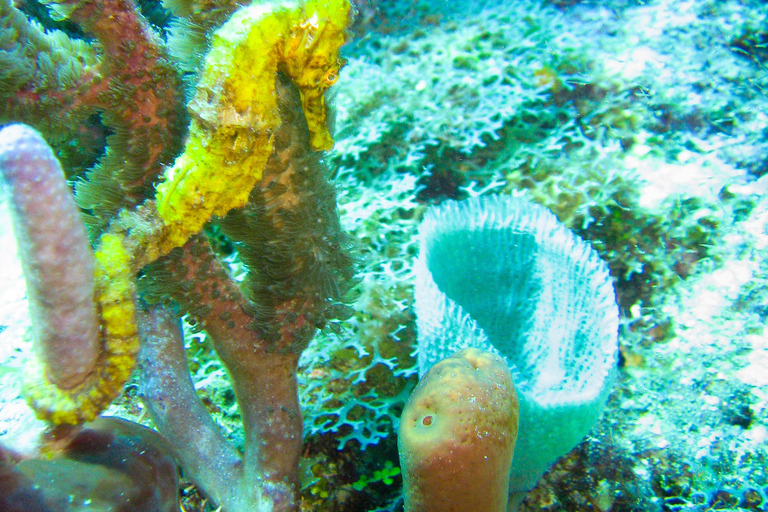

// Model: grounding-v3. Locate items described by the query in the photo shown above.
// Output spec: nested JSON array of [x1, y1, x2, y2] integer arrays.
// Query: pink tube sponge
[[0, 124, 140, 424], [398, 347, 519, 512], [0, 123, 100, 390]]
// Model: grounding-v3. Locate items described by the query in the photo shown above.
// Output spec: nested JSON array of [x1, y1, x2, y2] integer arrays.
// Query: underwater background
[[1, 0, 767, 510]]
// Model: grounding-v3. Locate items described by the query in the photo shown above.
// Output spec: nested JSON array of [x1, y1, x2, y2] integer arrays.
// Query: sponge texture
[[0, 123, 99, 390], [414, 195, 619, 501], [398, 347, 519, 512]]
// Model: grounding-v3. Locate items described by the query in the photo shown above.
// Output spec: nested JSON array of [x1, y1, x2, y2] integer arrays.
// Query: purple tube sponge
[[0, 124, 140, 424], [0, 123, 100, 390]]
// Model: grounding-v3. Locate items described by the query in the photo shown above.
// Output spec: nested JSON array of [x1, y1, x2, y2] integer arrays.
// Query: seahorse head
[[282, 0, 351, 151]]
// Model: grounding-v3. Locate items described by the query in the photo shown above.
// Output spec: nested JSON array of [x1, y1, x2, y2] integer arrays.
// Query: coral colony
[[2, 0, 768, 511], [2, 0, 354, 510]]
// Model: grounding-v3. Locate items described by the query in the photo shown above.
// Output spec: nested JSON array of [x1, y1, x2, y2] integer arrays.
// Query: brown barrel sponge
[[398, 347, 519, 512]]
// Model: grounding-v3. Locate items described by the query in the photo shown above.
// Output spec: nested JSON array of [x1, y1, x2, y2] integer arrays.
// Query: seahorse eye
[[323, 69, 339, 85]]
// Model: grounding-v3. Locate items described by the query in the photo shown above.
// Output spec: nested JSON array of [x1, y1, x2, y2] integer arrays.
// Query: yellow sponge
[[398, 348, 519, 512]]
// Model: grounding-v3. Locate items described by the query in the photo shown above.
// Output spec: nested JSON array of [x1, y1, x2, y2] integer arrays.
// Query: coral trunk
[[137, 307, 245, 510], [140, 235, 307, 511], [179, 236, 305, 507]]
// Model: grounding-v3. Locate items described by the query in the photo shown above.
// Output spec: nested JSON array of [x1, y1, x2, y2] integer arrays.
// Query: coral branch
[[142, 235, 306, 511], [57, 0, 187, 205], [136, 49, 353, 507], [1, 0, 187, 233], [137, 306, 243, 510], [0, 0, 103, 177]]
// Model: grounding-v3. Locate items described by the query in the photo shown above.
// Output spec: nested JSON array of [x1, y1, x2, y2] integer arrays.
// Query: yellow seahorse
[[25, 0, 350, 424], [154, 0, 351, 255]]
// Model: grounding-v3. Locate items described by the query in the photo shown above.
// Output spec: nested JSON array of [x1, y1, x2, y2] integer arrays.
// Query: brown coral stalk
[[142, 235, 306, 510], [56, 0, 187, 221]]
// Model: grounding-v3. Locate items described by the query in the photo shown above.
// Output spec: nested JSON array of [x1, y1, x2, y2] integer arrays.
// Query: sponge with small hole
[[413, 195, 619, 508], [398, 347, 519, 512]]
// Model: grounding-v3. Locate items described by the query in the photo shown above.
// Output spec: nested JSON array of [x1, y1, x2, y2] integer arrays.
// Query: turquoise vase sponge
[[412, 194, 619, 510]]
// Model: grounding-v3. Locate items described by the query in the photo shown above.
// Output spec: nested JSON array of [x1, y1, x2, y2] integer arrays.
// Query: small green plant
[[352, 460, 401, 491]]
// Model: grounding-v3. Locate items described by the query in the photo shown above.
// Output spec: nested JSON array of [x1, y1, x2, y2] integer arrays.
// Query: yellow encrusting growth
[[93, 233, 140, 384], [154, 0, 350, 256], [23, 233, 140, 425]]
